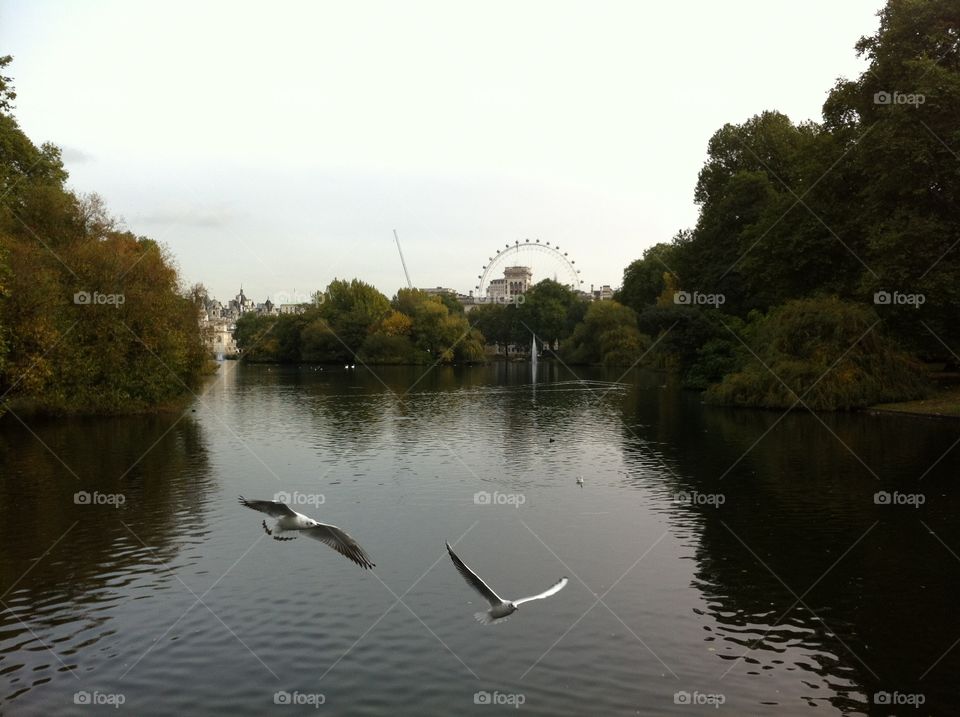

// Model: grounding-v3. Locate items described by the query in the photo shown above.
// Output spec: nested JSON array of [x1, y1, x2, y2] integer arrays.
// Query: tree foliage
[[610, 0, 957, 405], [705, 297, 928, 410], [236, 284, 484, 364], [469, 279, 586, 352], [0, 58, 206, 414], [562, 300, 650, 366]]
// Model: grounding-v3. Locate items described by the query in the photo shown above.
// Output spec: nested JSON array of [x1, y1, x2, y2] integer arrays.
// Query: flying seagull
[[445, 542, 568, 624], [238, 496, 375, 569]]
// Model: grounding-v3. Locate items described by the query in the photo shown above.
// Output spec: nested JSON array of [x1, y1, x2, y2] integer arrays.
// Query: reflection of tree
[[617, 392, 960, 713], [0, 413, 212, 698]]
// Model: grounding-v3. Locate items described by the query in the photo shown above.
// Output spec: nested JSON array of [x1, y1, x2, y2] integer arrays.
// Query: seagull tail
[[474, 611, 511, 625]]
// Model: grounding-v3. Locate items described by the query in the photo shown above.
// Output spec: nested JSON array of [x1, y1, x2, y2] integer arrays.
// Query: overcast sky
[[1, 0, 885, 304]]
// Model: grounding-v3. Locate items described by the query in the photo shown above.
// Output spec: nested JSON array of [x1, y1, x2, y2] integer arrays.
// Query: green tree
[[318, 278, 391, 357], [0, 55, 16, 114], [393, 288, 483, 362], [515, 279, 585, 347], [0, 58, 206, 413], [616, 239, 684, 313], [822, 0, 960, 356], [705, 297, 928, 410], [562, 301, 650, 365]]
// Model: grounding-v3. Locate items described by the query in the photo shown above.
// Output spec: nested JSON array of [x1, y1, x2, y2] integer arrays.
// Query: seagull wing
[[446, 542, 503, 606], [301, 523, 375, 569], [238, 495, 297, 518], [513, 577, 569, 606]]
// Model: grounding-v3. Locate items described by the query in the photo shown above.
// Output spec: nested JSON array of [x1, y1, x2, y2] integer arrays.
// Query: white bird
[[576, 476, 584, 486], [446, 542, 568, 624], [238, 496, 375, 569]]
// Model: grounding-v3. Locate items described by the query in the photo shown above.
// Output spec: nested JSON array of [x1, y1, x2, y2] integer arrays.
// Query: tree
[[672, 111, 861, 316], [821, 0, 960, 357], [470, 303, 511, 350], [705, 297, 928, 410], [318, 278, 390, 357], [562, 301, 650, 365], [392, 288, 483, 362], [616, 239, 684, 313], [515, 279, 585, 346], [0, 58, 206, 413], [0, 55, 15, 114]]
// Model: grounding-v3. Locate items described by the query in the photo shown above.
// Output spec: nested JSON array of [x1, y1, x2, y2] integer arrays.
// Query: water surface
[[1, 363, 958, 715]]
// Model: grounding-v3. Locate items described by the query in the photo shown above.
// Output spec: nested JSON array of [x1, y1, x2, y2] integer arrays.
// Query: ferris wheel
[[476, 239, 583, 296]]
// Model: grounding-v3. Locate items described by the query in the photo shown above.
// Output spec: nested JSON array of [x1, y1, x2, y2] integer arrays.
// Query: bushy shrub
[[562, 301, 651, 366], [705, 297, 928, 410]]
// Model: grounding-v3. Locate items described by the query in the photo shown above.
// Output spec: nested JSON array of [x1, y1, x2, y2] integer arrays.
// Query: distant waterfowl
[[445, 542, 568, 624], [549, 438, 555, 443], [238, 496, 375, 569], [576, 476, 584, 486]]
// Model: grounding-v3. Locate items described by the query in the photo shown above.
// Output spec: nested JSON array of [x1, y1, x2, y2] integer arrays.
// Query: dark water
[[1, 363, 958, 715]]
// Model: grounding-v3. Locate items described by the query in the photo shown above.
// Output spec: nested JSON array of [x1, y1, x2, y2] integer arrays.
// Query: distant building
[[256, 298, 278, 316], [485, 266, 532, 302], [419, 287, 459, 297], [199, 287, 286, 358], [206, 322, 239, 358], [582, 284, 614, 301], [228, 287, 255, 316]]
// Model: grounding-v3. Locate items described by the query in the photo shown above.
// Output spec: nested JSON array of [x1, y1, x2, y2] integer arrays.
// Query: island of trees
[[0, 0, 955, 415]]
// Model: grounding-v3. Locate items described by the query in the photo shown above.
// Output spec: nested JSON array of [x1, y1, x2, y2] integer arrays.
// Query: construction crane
[[393, 229, 413, 289]]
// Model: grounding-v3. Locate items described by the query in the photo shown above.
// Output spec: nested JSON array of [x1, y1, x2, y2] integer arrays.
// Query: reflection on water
[[1, 363, 958, 715], [0, 414, 213, 705]]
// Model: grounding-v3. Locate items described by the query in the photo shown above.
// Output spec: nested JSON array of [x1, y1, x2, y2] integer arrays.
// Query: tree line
[[0, 55, 208, 415], [234, 281, 485, 364], [610, 0, 958, 409], [2, 0, 954, 413]]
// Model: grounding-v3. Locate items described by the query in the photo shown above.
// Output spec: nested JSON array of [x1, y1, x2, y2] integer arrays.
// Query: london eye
[[475, 239, 583, 296]]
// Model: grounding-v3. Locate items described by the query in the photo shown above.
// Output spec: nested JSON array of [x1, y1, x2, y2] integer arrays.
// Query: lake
[[1, 362, 958, 715]]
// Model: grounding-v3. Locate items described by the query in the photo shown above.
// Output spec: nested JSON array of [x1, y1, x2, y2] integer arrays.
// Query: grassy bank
[[870, 385, 960, 419]]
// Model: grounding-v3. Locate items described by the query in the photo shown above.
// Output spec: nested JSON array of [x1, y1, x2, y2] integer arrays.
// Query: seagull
[[445, 542, 568, 624], [576, 476, 584, 486], [238, 496, 375, 569]]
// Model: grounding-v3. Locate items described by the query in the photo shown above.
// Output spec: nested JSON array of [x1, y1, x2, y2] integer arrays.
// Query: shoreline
[[867, 386, 960, 420]]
